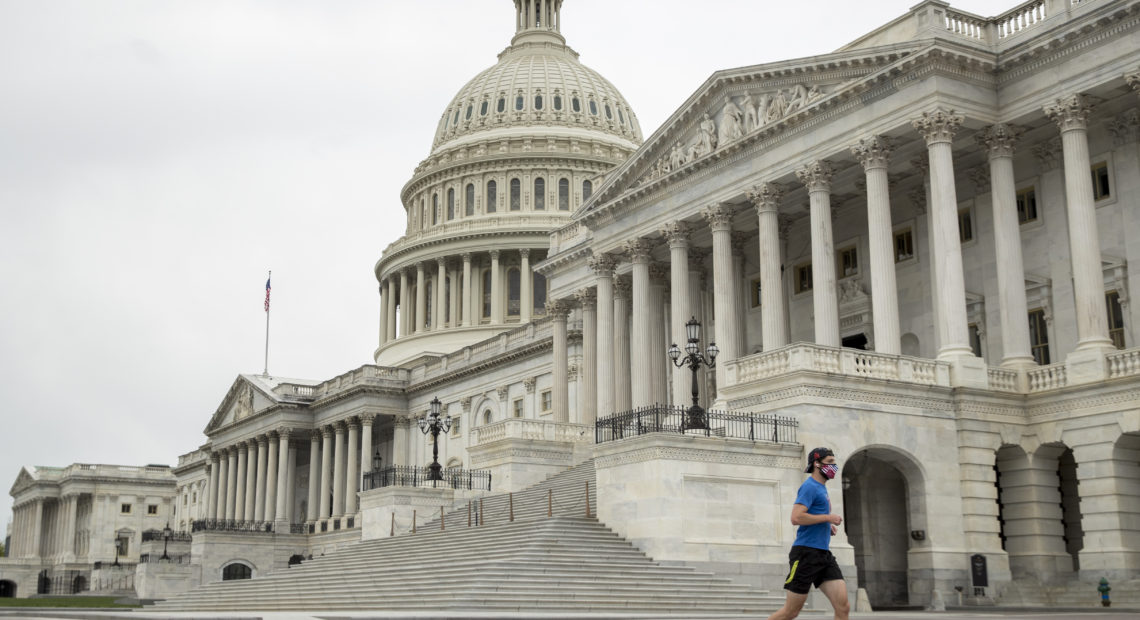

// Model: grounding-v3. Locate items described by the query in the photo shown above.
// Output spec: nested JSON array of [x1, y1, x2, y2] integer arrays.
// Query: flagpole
[[263, 270, 271, 377]]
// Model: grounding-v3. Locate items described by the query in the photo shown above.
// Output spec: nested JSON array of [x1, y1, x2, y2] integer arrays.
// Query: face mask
[[819, 463, 838, 479]]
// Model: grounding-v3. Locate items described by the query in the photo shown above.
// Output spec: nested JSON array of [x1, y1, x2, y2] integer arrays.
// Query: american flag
[[264, 277, 272, 312]]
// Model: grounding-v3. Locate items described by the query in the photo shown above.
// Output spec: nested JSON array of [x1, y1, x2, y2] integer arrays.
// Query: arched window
[[480, 101, 488, 116], [588, 100, 598, 116], [558, 178, 569, 211], [604, 104, 613, 119], [482, 270, 492, 318], [515, 95, 524, 111], [447, 188, 455, 220], [465, 105, 473, 120], [453, 109, 460, 125], [507, 268, 521, 316], [534, 94, 543, 110], [222, 563, 252, 581], [432, 194, 438, 225], [425, 278, 433, 327], [510, 179, 521, 211], [483, 409, 494, 425], [582, 180, 593, 201], [465, 183, 475, 216], [553, 95, 562, 111], [444, 276, 451, 324], [572, 97, 581, 113], [534, 178, 545, 210], [618, 108, 625, 125], [533, 272, 547, 315], [486, 180, 497, 213], [497, 97, 505, 113]]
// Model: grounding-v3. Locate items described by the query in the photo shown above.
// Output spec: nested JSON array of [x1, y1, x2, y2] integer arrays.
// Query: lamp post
[[417, 397, 451, 481], [160, 522, 172, 561], [371, 450, 382, 473], [112, 537, 121, 567], [668, 317, 719, 430]]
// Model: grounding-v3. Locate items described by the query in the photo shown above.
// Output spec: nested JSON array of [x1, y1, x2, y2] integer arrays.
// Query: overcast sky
[[0, 0, 999, 535]]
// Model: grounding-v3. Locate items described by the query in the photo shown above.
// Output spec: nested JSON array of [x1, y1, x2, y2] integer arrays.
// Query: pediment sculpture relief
[[233, 385, 254, 421], [639, 83, 826, 186]]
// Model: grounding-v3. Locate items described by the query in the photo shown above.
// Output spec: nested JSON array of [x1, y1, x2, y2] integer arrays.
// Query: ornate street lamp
[[160, 522, 172, 561], [417, 397, 451, 481], [112, 537, 121, 567], [668, 317, 719, 430], [371, 449, 382, 473]]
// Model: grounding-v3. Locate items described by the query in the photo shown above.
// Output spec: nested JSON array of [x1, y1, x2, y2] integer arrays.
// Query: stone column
[[30, 499, 43, 560], [1044, 94, 1114, 352], [385, 278, 397, 342], [913, 109, 973, 359], [61, 495, 77, 561], [319, 426, 333, 519], [449, 266, 460, 327], [415, 262, 426, 333], [243, 439, 257, 521], [521, 249, 533, 323], [286, 446, 297, 524], [590, 254, 616, 418], [234, 443, 248, 521], [462, 253, 473, 327], [224, 448, 238, 520], [307, 433, 320, 522], [649, 262, 669, 404], [731, 232, 750, 358], [398, 269, 410, 336], [548, 300, 571, 422], [852, 136, 902, 354], [360, 413, 375, 488], [206, 453, 220, 520], [613, 276, 632, 411], [435, 258, 447, 330], [264, 434, 279, 522], [378, 277, 389, 347], [576, 288, 597, 425], [795, 162, 840, 347], [275, 429, 292, 523], [254, 436, 268, 521], [214, 449, 227, 519], [663, 223, 691, 408], [747, 183, 788, 350], [393, 416, 410, 467], [977, 124, 1035, 367], [332, 422, 347, 517], [490, 250, 503, 324], [702, 204, 738, 393], [345, 419, 360, 515], [626, 239, 654, 408]]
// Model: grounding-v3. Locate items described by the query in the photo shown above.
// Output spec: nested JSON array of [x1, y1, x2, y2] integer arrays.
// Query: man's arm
[[790, 503, 842, 526]]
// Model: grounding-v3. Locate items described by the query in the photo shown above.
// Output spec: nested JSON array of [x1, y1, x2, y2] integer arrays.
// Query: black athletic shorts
[[783, 545, 844, 594]]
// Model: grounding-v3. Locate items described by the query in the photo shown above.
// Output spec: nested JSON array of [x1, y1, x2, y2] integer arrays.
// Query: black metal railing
[[362, 465, 492, 491], [141, 529, 193, 543], [191, 519, 275, 534], [595, 405, 798, 445]]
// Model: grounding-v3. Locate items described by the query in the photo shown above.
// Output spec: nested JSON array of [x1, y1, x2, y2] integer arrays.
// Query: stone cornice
[[404, 330, 581, 395], [378, 227, 556, 278], [996, 2, 1140, 84], [533, 244, 591, 276]]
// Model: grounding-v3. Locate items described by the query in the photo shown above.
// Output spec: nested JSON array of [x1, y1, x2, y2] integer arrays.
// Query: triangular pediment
[[203, 375, 275, 434], [578, 42, 927, 213], [9, 467, 38, 497]]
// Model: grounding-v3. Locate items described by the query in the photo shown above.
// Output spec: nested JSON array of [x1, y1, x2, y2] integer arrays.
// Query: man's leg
[[818, 579, 850, 620], [766, 590, 807, 620]]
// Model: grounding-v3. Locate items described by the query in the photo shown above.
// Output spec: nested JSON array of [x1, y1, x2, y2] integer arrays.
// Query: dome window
[[533, 272, 547, 315], [497, 97, 506, 113], [480, 101, 489, 116], [558, 178, 569, 211], [582, 180, 593, 201], [589, 100, 598, 116], [482, 270, 492, 318], [432, 194, 439, 225], [486, 180, 497, 213], [507, 268, 521, 317], [447, 188, 455, 220], [534, 178, 545, 210], [534, 95, 543, 110], [465, 105, 473, 120], [510, 179, 521, 211], [515, 95, 524, 111], [553, 95, 562, 111], [572, 97, 581, 113], [618, 108, 625, 124], [465, 183, 475, 216], [604, 104, 612, 120], [453, 109, 460, 125]]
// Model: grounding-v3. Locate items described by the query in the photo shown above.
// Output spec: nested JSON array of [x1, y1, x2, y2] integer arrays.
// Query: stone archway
[[71, 575, 87, 594], [0, 580, 16, 598], [841, 446, 928, 609], [1111, 433, 1140, 572]]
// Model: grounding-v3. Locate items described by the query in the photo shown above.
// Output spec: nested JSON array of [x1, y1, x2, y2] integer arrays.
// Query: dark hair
[[805, 447, 834, 473]]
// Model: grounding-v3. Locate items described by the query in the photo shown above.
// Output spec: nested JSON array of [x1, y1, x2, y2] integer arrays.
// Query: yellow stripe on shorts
[[785, 560, 800, 584]]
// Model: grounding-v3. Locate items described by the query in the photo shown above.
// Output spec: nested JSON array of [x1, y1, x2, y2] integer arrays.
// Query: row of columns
[[379, 249, 539, 346], [9, 495, 84, 560], [306, 414, 376, 522], [207, 429, 294, 524]]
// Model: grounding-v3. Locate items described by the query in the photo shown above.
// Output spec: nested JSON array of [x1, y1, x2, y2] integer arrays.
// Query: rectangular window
[[513, 398, 524, 418], [147, 505, 158, 515], [540, 390, 552, 412], [191, 492, 197, 503], [1092, 162, 1111, 200], [1107, 291, 1125, 349], [182, 496, 187, 505], [1016, 187, 1038, 224], [750, 278, 762, 308], [837, 246, 858, 278], [121, 503, 131, 514], [794, 263, 812, 294], [116, 536, 129, 557], [958, 207, 974, 243], [1028, 309, 1050, 365], [968, 323, 982, 358], [894, 228, 914, 262]]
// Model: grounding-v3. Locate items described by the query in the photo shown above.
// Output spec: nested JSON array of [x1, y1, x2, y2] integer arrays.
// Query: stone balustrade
[[549, 221, 590, 254], [1107, 349, 1140, 379], [1026, 362, 1068, 391], [470, 418, 593, 447], [725, 342, 951, 387]]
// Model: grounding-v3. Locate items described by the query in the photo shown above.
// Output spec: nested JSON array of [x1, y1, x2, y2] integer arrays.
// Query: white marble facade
[[6, 0, 1140, 608]]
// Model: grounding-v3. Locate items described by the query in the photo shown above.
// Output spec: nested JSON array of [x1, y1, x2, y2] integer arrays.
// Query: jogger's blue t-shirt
[[792, 477, 831, 550]]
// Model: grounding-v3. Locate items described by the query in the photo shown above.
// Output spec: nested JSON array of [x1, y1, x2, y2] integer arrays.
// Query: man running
[[767, 447, 849, 620]]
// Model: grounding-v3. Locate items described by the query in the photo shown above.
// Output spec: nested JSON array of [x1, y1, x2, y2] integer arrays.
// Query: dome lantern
[[512, 0, 565, 46]]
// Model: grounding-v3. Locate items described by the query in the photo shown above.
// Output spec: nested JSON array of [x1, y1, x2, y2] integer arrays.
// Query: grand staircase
[[154, 460, 785, 614]]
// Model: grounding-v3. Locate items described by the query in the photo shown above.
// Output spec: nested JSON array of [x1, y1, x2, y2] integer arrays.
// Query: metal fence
[[141, 529, 193, 543], [595, 405, 798, 445], [190, 519, 275, 534], [362, 465, 492, 491]]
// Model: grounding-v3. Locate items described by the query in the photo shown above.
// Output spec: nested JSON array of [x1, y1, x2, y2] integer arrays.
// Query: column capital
[[359, 412, 377, 426], [850, 135, 894, 170], [587, 252, 617, 276], [1044, 94, 1093, 132], [320, 425, 335, 439], [624, 238, 653, 263], [489, 249, 501, 260], [277, 428, 294, 441], [1127, 71, 1140, 94], [1107, 109, 1140, 146], [746, 182, 784, 213], [648, 262, 670, 283], [613, 275, 631, 300], [575, 288, 597, 310], [435, 256, 446, 268], [687, 246, 709, 271], [519, 248, 531, 259], [912, 108, 963, 145], [660, 221, 690, 248], [309, 431, 321, 444], [256, 434, 269, 447], [700, 203, 735, 232], [524, 376, 537, 393], [731, 231, 752, 254], [975, 123, 1022, 158], [415, 261, 425, 274], [461, 252, 472, 264], [1033, 137, 1063, 172], [496, 384, 509, 399], [346, 418, 361, 432], [545, 299, 572, 319], [333, 421, 347, 434], [794, 160, 835, 192], [209, 452, 221, 463], [968, 165, 990, 194]]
